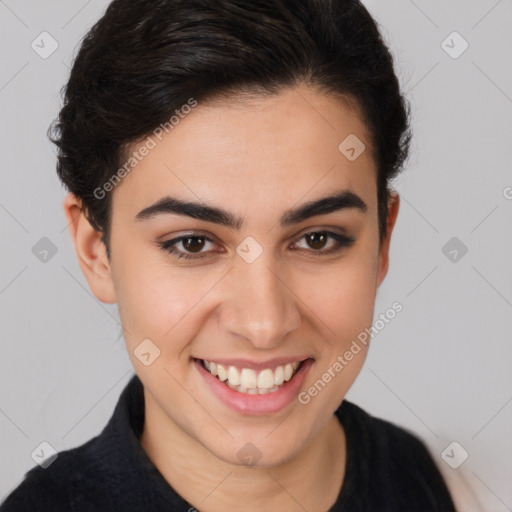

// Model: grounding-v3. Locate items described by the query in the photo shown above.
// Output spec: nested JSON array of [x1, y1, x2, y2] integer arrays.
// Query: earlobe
[[63, 193, 117, 304], [376, 191, 400, 288]]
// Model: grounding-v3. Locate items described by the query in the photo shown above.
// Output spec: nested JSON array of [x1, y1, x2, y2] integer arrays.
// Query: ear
[[63, 193, 117, 304], [376, 190, 400, 288]]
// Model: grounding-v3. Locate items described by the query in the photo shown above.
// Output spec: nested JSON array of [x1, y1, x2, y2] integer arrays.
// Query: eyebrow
[[135, 189, 367, 229]]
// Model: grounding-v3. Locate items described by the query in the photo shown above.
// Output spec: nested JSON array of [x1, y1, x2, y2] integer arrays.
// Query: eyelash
[[158, 230, 355, 261]]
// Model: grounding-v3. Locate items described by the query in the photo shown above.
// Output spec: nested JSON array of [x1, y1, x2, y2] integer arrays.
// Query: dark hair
[[50, 0, 411, 258]]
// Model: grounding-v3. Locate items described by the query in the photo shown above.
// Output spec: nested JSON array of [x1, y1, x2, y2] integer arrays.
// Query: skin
[[64, 84, 399, 512]]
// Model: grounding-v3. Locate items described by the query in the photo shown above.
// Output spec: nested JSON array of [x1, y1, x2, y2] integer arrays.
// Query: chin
[[204, 430, 307, 469]]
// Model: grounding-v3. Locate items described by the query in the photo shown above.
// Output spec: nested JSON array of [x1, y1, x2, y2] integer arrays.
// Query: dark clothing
[[1, 373, 456, 511]]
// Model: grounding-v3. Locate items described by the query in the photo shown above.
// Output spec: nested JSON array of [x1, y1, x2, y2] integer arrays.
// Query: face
[[68, 84, 398, 467]]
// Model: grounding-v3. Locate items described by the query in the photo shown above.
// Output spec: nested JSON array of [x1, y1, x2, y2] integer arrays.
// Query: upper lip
[[195, 356, 313, 371]]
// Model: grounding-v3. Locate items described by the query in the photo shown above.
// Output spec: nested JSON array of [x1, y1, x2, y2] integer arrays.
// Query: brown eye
[[181, 236, 207, 253], [305, 232, 329, 250], [293, 230, 355, 256], [159, 234, 217, 260]]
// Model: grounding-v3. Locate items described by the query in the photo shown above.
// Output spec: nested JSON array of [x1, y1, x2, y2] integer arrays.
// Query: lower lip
[[194, 358, 314, 415]]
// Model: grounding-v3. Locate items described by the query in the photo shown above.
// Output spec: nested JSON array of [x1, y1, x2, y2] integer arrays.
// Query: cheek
[[297, 271, 375, 422], [294, 250, 377, 404], [297, 255, 379, 342], [119, 278, 192, 334], [112, 253, 230, 366], [111, 252, 193, 340]]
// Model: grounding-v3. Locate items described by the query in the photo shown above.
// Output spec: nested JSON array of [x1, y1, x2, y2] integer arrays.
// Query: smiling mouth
[[198, 358, 308, 395]]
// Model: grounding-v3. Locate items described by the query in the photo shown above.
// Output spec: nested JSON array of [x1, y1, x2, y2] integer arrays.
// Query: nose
[[218, 253, 302, 349]]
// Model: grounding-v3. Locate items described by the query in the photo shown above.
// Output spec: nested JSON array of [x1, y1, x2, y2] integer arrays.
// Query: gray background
[[1, 0, 511, 509]]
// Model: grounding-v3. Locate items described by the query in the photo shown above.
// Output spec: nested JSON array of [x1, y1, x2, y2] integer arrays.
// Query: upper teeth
[[203, 360, 300, 389]]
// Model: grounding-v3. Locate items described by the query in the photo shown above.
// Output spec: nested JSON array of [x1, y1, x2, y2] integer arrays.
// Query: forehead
[[111, 85, 377, 220]]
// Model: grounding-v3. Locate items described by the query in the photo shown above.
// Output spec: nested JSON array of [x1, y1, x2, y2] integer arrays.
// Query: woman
[[1, 0, 464, 510]]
